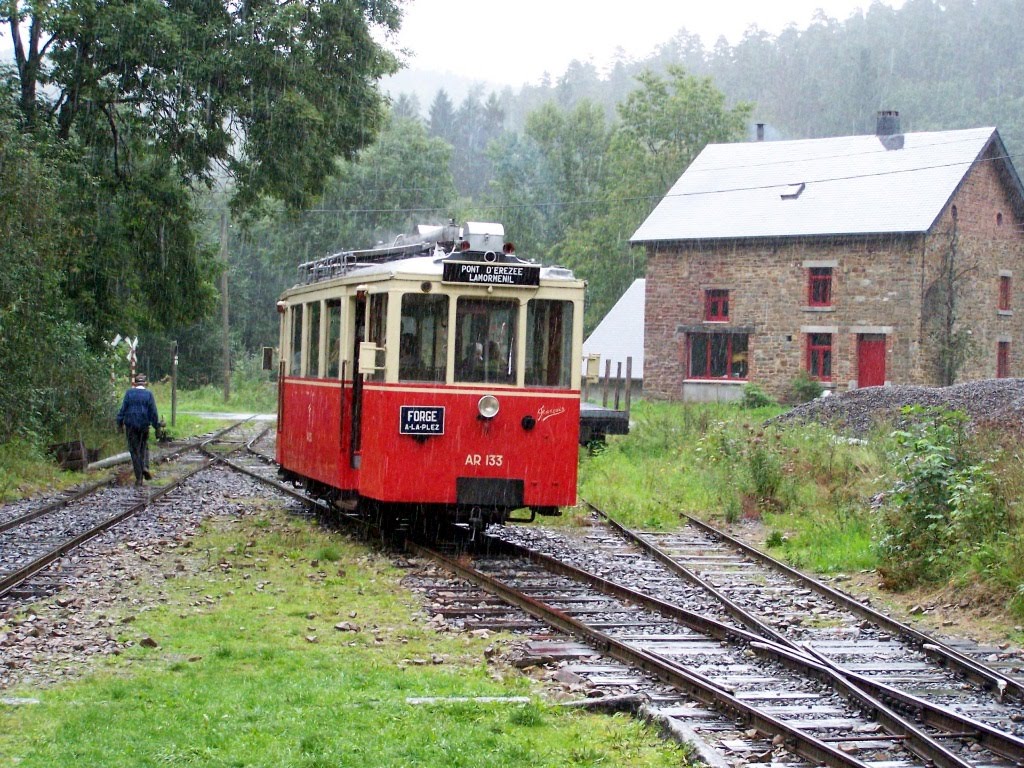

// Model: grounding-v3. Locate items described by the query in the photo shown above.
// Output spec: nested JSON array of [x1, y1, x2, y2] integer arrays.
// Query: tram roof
[[280, 252, 584, 300]]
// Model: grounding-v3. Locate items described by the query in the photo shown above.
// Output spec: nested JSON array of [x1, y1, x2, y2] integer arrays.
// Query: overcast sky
[[391, 0, 906, 85], [2, 0, 905, 85]]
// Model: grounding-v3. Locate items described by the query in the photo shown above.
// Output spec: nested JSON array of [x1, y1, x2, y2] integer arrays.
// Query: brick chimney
[[876, 110, 904, 150], [876, 110, 900, 136]]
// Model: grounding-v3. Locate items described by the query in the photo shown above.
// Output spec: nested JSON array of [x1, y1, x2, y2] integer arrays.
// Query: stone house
[[630, 113, 1024, 402]]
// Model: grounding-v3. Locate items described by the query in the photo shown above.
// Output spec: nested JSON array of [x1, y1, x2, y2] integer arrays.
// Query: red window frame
[[997, 341, 1010, 378], [704, 289, 729, 321], [687, 332, 748, 380], [806, 333, 832, 381], [808, 267, 832, 307], [999, 275, 1012, 311]]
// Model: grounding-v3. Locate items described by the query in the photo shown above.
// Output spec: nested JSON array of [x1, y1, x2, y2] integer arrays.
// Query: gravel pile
[[773, 378, 1024, 437]]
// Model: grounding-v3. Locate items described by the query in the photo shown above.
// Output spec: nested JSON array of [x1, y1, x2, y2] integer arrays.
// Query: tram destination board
[[400, 405, 445, 436], [442, 260, 540, 287]]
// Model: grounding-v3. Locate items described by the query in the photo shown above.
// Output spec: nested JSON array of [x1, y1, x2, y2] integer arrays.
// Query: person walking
[[117, 373, 160, 487]]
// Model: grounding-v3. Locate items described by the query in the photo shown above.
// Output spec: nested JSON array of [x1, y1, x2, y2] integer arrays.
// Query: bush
[[741, 383, 775, 409], [789, 370, 824, 403], [876, 406, 1008, 589]]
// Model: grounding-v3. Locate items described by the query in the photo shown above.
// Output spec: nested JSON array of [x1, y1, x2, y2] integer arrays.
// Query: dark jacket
[[117, 386, 159, 430]]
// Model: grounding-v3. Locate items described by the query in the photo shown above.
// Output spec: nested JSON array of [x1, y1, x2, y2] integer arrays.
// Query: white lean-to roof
[[583, 279, 645, 378], [632, 127, 1013, 243]]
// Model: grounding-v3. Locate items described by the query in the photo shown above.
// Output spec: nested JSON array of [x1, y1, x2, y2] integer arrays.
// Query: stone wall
[[920, 147, 1024, 383]]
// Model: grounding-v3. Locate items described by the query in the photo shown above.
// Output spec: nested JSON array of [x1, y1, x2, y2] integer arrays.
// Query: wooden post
[[624, 356, 633, 418], [602, 359, 611, 407], [171, 340, 178, 427], [614, 362, 622, 410], [128, 338, 137, 384]]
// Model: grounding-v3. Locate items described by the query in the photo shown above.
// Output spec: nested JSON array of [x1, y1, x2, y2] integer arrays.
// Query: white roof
[[632, 127, 1007, 242], [583, 279, 645, 378]]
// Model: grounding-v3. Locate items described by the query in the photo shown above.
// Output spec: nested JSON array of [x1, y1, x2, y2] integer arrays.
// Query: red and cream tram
[[275, 222, 585, 531]]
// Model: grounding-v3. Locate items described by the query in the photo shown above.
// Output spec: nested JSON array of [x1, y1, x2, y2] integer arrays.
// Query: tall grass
[[0, 439, 74, 502], [152, 352, 277, 415], [579, 401, 889, 572]]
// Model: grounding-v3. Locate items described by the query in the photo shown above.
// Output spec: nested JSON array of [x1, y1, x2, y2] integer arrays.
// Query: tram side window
[[367, 293, 387, 382], [290, 304, 303, 376], [326, 299, 341, 378], [455, 298, 517, 384], [526, 299, 574, 388], [307, 301, 321, 377], [400, 294, 448, 382]]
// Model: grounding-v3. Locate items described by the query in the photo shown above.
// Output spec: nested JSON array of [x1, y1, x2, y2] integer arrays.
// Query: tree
[[2, 0, 404, 398], [523, 100, 611, 236], [56, 150, 220, 344], [484, 131, 558, 257], [615, 66, 752, 196], [4, 0, 402, 210], [197, 111, 460, 373], [0, 91, 110, 443], [563, 67, 752, 330], [309, 113, 459, 249], [448, 87, 508, 198], [392, 93, 422, 122], [555, 60, 602, 109], [924, 218, 979, 385], [427, 89, 457, 143]]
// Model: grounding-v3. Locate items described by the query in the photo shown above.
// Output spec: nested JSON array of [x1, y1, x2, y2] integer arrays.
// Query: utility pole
[[220, 211, 231, 403]]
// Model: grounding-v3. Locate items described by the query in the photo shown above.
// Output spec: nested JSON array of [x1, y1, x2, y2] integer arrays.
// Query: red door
[[857, 334, 886, 387]]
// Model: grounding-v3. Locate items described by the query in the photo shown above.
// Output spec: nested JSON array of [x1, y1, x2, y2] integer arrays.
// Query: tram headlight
[[477, 394, 500, 420]]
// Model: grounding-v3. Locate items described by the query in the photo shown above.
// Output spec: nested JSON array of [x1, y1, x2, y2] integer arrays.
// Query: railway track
[[408, 513, 1024, 768], [507, 505, 1024, 712], [0, 421, 254, 606]]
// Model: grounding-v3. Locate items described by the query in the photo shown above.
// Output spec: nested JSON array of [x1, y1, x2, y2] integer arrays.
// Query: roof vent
[[780, 182, 805, 200]]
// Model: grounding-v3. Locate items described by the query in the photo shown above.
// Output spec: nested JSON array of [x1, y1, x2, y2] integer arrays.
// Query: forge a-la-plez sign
[[442, 260, 540, 287], [399, 405, 445, 436]]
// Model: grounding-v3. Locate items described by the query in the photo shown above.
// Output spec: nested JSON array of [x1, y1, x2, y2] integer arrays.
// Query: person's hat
[[134, 374, 148, 385]]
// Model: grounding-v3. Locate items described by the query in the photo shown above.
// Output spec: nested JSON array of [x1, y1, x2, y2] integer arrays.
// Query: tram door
[[349, 297, 366, 468], [349, 293, 387, 468]]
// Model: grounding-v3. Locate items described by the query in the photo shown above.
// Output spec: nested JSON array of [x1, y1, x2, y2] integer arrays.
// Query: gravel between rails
[[772, 378, 1024, 437]]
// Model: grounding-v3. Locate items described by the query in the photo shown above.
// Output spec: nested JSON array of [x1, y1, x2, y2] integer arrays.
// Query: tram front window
[[400, 294, 448, 382], [455, 298, 516, 384]]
